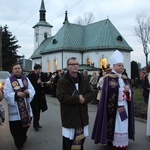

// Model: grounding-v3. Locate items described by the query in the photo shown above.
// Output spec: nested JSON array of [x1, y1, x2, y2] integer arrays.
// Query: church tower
[[33, 0, 53, 51]]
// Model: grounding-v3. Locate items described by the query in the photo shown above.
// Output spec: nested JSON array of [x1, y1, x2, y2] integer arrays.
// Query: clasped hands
[[17, 89, 29, 98]]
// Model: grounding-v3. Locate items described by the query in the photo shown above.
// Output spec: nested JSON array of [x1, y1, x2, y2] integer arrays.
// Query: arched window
[[87, 58, 91, 65], [44, 32, 48, 39], [47, 60, 50, 72], [54, 59, 58, 71], [52, 39, 57, 44], [35, 32, 38, 42]]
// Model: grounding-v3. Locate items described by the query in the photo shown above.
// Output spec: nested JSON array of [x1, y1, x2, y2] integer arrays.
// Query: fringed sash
[[71, 127, 84, 150], [10, 75, 31, 127]]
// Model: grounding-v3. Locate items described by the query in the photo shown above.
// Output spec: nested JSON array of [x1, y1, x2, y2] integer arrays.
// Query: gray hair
[[67, 57, 77, 65]]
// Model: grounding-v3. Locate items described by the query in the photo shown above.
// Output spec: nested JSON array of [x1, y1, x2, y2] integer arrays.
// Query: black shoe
[[16, 145, 23, 150], [38, 125, 42, 128], [107, 141, 112, 146], [34, 127, 39, 131]]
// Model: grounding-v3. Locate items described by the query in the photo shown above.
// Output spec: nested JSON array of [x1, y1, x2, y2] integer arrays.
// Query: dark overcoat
[[56, 71, 94, 129], [27, 72, 48, 112], [143, 73, 150, 97]]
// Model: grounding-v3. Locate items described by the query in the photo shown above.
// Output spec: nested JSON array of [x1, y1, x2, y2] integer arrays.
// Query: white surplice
[[112, 73, 129, 148]]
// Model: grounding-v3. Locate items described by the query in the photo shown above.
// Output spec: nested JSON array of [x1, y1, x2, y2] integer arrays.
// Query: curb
[[135, 117, 147, 123]]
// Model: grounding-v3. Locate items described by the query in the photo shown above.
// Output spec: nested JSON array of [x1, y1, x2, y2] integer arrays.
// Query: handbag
[[0, 104, 5, 124]]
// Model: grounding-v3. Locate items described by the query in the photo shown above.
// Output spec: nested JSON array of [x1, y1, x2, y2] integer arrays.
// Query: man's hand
[[79, 95, 85, 104], [46, 81, 50, 85], [124, 85, 130, 93], [37, 78, 42, 84], [17, 92, 26, 98], [24, 89, 29, 95]]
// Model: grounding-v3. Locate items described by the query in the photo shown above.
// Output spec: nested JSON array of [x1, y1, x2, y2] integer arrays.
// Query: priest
[[3, 63, 35, 150]]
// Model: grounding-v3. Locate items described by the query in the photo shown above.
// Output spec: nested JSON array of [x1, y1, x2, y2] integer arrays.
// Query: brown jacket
[[56, 71, 93, 128], [0, 91, 3, 101]]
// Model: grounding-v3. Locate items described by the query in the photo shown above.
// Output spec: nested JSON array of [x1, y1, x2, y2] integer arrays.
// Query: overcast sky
[[1, 0, 149, 67]]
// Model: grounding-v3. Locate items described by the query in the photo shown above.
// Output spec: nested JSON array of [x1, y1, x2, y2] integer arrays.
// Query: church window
[[44, 32, 48, 39], [52, 39, 57, 44], [47, 60, 50, 72], [117, 35, 123, 41], [35, 32, 38, 42], [100, 57, 107, 70], [86, 58, 91, 65], [54, 59, 58, 71]]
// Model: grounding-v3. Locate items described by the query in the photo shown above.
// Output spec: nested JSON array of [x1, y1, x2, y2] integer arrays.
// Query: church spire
[[63, 11, 69, 24], [39, 0, 46, 21]]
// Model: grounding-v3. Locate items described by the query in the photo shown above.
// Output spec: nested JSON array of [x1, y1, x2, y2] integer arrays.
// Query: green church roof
[[33, 21, 53, 28], [30, 36, 53, 59], [31, 19, 133, 58]]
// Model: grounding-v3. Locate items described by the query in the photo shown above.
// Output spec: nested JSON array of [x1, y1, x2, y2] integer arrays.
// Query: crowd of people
[[0, 50, 150, 150]]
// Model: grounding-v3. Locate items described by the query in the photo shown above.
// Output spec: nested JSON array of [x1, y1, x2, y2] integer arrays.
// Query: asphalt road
[[0, 95, 150, 150]]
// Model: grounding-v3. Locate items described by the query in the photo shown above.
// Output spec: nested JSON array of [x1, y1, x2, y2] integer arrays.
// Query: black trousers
[[30, 101, 40, 128], [9, 120, 29, 148], [62, 136, 85, 150]]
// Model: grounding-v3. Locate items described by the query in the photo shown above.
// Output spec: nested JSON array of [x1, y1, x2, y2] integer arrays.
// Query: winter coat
[[27, 72, 48, 112], [56, 71, 93, 129]]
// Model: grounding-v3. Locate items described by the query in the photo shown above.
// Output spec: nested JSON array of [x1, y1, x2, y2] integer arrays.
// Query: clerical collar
[[14, 75, 21, 79]]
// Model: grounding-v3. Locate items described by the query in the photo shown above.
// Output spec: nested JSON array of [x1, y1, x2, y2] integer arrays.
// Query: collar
[[14, 75, 21, 79]]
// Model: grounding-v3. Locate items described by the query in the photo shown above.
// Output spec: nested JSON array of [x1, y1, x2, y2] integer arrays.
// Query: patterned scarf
[[10, 75, 31, 127], [71, 127, 84, 150]]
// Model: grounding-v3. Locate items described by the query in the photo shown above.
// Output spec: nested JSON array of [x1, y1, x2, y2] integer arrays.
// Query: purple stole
[[10, 75, 31, 127], [71, 127, 84, 150]]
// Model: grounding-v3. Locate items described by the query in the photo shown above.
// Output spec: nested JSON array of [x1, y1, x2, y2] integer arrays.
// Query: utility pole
[[0, 26, 2, 70]]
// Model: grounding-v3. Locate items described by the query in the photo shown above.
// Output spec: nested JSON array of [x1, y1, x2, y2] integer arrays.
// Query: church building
[[30, 0, 133, 77]]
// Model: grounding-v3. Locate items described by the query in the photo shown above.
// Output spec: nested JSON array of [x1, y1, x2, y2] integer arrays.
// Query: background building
[[30, 0, 133, 77]]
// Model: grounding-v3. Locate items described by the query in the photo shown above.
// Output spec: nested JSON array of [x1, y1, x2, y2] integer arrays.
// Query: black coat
[[56, 71, 94, 128], [143, 73, 150, 97], [27, 72, 48, 112]]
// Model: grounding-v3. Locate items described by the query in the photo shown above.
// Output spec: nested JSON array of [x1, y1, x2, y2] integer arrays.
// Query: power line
[[19, 0, 84, 43], [12, 0, 51, 32], [49, 0, 83, 23]]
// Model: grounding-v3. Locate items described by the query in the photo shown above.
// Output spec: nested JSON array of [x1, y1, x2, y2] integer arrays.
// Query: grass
[[133, 88, 147, 120]]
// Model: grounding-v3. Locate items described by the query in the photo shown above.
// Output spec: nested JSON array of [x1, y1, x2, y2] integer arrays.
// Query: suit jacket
[[27, 72, 48, 112]]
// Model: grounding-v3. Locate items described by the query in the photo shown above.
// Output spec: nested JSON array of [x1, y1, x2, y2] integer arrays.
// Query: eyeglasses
[[68, 63, 80, 66]]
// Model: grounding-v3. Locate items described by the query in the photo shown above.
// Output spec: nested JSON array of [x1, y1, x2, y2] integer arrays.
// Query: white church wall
[[41, 52, 82, 72], [38, 26, 52, 42], [83, 51, 110, 67], [42, 53, 61, 73], [32, 58, 42, 70], [32, 50, 131, 77], [34, 26, 52, 51], [83, 50, 131, 78], [63, 52, 82, 67], [121, 51, 131, 78]]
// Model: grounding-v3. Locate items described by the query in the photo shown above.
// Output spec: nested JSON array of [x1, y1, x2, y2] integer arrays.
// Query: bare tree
[[134, 12, 150, 67], [75, 11, 94, 25]]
